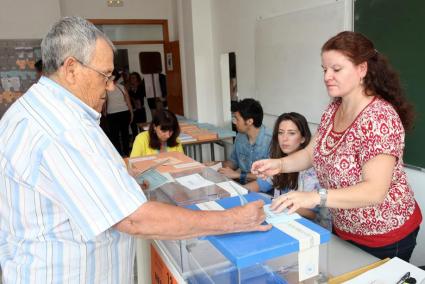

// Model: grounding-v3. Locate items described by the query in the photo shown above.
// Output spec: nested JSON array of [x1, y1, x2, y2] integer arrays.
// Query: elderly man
[[0, 17, 269, 283]]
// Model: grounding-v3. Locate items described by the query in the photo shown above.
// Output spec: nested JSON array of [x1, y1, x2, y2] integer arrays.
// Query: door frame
[[88, 19, 169, 45]]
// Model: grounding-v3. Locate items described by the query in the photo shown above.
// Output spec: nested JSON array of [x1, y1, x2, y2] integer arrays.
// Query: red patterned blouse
[[313, 97, 422, 247]]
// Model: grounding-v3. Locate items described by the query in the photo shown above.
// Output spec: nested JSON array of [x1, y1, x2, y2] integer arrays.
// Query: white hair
[[41, 16, 115, 74]]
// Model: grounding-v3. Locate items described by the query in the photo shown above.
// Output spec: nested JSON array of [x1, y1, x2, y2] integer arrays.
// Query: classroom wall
[[176, 0, 197, 121], [0, 0, 61, 39], [58, 0, 178, 41]]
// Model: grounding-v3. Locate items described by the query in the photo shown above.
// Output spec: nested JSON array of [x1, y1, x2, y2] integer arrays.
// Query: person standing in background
[[143, 72, 167, 113], [128, 71, 147, 138], [252, 31, 422, 261], [105, 69, 133, 156]]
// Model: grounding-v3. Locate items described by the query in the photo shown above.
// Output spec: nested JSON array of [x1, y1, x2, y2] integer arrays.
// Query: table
[[177, 116, 236, 162], [133, 157, 379, 284]]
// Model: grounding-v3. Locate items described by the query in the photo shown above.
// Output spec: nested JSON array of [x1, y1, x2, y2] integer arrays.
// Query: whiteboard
[[255, 1, 348, 123]]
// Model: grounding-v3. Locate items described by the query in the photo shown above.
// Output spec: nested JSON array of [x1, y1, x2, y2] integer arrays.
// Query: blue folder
[[187, 192, 331, 269]]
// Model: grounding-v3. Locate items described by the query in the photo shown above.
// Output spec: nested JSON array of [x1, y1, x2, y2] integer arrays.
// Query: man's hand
[[218, 167, 240, 179], [227, 200, 272, 233], [140, 180, 150, 190]]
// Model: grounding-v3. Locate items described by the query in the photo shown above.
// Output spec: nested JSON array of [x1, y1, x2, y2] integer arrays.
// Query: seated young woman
[[130, 109, 183, 157], [245, 112, 331, 230]]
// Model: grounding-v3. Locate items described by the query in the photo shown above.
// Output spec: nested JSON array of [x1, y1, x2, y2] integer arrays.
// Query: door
[[164, 41, 184, 116]]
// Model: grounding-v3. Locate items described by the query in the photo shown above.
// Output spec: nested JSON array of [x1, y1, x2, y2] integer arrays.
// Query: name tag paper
[[196, 200, 225, 211], [175, 173, 214, 190]]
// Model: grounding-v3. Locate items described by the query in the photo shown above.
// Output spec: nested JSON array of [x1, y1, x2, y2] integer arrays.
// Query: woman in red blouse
[[252, 31, 422, 261]]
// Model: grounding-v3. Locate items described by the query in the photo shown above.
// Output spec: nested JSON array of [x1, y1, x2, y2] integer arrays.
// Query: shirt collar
[[38, 76, 101, 123], [249, 125, 266, 146]]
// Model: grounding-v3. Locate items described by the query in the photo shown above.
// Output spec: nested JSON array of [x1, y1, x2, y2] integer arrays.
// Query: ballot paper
[[135, 168, 171, 191], [263, 204, 301, 224], [175, 173, 215, 190], [173, 161, 202, 169]]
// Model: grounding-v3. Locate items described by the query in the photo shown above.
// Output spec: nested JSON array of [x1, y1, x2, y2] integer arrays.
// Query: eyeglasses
[[75, 59, 115, 84]]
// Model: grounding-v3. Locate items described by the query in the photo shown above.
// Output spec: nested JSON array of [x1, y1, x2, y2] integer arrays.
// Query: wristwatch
[[317, 188, 328, 207]]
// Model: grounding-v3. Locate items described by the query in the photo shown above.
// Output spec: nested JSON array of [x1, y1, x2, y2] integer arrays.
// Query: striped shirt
[[0, 77, 147, 283]]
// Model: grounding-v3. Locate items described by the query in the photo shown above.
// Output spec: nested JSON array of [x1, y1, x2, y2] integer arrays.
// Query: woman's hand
[[251, 158, 282, 179], [218, 167, 240, 179], [270, 191, 320, 214]]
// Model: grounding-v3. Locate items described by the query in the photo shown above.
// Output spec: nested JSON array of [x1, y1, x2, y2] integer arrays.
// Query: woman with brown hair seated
[[130, 109, 183, 157]]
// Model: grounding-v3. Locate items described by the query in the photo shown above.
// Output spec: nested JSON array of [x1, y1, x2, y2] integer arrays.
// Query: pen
[[396, 272, 410, 284]]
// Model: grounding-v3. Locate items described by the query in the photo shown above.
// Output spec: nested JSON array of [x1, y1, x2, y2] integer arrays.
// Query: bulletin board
[[0, 39, 41, 118]]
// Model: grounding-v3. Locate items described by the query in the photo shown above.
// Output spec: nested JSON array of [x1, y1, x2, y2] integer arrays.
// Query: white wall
[[405, 168, 425, 266], [177, 0, 197, 121], [0, 0, 60, 39], [59, 0, 177, 40]]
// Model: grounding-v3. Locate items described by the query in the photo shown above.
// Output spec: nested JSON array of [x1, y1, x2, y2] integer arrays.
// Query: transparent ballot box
[[145, 168, 330, 283]]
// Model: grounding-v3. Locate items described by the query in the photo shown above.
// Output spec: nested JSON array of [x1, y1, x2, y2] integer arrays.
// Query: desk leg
[[199, 144, 203, 162], [210, 142, 215, 161]]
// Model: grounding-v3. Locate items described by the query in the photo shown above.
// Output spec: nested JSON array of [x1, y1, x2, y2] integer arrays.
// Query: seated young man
[[219, 98, 272, 184]]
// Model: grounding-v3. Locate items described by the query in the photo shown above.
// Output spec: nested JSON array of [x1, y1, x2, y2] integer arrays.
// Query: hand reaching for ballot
[[270, 191, 320, 215], [251, 158, 282, 179], [227, 200, 272, 233], [218, 167, 240, 180]]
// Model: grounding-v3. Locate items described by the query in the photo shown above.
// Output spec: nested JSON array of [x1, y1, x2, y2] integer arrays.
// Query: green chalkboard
[[354, 0, 425, 168]]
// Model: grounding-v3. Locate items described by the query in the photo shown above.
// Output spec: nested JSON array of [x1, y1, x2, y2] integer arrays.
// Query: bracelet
[[279, 158, 284, 173], [240, 171, 247, 185]]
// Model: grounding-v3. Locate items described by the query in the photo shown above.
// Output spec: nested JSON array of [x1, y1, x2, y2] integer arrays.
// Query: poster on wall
[[0, 39, 41, 118]]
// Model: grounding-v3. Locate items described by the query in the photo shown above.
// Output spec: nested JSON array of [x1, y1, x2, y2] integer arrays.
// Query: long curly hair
[[321, 31, 414, 131], [270, 112, 311, 190]]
